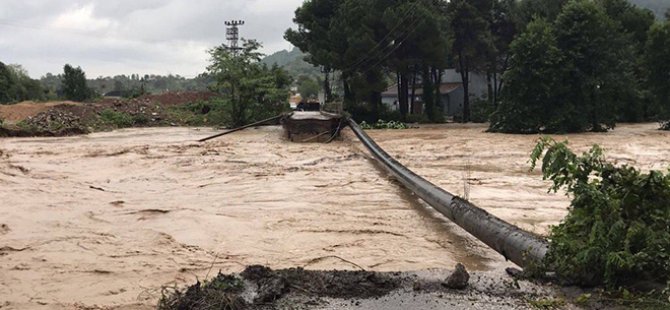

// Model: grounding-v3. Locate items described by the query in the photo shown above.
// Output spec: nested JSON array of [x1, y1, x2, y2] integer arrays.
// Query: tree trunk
[[367, 71, 381, 120], [495, 54, 510, 107], [493, 72, 498, 108], [434, 68, 443, 115], [487, 71, 493, 106], [410, 72, 417, 115], [323, 68, 332, 103], [343, 78, 354, 111], [459, 53, 471, 123], [422, 66, 434, 121], [399, 73, 409, 119]]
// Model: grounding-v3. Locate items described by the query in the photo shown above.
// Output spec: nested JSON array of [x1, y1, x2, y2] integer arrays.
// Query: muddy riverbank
[[1, 123, 668, 309]]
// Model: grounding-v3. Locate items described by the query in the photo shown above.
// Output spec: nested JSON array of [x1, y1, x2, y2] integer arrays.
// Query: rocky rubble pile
[[24, 110, 88, 135]]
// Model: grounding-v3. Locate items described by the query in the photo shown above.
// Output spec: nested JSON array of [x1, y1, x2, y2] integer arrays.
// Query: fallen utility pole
[[198, 115, 283, 142], [347, 118, 548, 268]]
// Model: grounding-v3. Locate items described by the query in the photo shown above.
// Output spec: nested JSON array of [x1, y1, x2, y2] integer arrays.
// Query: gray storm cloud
[[0, 0, 303, 78]]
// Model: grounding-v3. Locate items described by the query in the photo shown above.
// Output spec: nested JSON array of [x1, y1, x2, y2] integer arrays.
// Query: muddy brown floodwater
[[0, 123, 668, 309]]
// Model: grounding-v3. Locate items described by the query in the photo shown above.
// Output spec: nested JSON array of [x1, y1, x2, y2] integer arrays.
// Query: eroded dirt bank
[[1, 123, 668, 309]]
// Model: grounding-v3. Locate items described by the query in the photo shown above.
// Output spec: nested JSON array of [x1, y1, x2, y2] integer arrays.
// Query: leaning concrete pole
[[348, 119, 548, 268]]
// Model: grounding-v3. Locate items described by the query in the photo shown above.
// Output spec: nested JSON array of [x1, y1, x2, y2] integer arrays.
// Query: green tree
[[0, 62, 15, 104], [62, 64, 92, 102], [0, 62, 44, 104], [287, 0, 449, 122], [645, 21, 670, 129], [597, 0, 655, 122], [490, 19, 565, 133], [492, 1, 632, 133], [14, 65, 45, 102], [554, 0, 624, 132], [207, 40, 290, 127], [486, 0, 519, 109], [285, 0, 344, 104], [516, 0, 569, 26], [296, 75, 320, 98], [447, 0, 494, 122]]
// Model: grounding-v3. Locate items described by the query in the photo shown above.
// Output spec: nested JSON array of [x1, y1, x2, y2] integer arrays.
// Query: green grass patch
[[167, 99, 230, 127], [99, 109, 134, 128]]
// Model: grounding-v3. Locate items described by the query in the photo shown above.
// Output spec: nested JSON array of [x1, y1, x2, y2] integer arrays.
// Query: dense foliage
[[645, 20, 670, 129], [286, 0, 452, 122], [489, 19, 565, 133], [207, 40, 291, 127], [530, 138, 670, 289], [0, 62, 44, 104], [62, 64, 93, 102], [491, 0, 663, 133], [286, 0, 666, 126]]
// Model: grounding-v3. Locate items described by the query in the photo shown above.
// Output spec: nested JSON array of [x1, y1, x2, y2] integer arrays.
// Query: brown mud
[[0, 123, 668, 309], [160, 265, 585, 310], [0, 92, 218, 137]]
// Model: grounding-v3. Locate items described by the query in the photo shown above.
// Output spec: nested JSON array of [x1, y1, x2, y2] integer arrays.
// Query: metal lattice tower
[[225, 20, 245, 54]]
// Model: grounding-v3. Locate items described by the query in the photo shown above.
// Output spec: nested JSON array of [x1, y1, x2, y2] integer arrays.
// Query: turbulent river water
[[1, 123, 668, 309]]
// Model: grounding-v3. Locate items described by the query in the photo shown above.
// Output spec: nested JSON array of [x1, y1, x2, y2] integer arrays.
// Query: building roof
[[381, 83, 462, 96]]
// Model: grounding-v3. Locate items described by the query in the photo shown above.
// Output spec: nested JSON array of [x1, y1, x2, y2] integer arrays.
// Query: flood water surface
[[1, 123, 667, 309]]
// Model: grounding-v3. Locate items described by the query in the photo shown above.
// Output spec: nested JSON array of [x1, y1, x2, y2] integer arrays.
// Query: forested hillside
[[261, 47, 321, 82]]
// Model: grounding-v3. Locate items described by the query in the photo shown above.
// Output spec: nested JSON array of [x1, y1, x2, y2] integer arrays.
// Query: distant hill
[[630, 0, 669, 19], [261, 47, 322, 81], [261, 47, 304, 67]]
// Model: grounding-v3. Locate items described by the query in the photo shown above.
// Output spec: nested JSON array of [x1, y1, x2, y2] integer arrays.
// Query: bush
[[530, 138, 670, 291], [405, 113, 431, 124], [171, 98, 231, 126], [99, 109, 134, 128], [471, 98, 495, 123]]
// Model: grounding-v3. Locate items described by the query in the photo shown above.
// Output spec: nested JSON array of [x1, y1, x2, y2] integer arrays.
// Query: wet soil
[[0, 92, 218, 136], [1, 123, 668, 309], [160, 265, 581, 310]]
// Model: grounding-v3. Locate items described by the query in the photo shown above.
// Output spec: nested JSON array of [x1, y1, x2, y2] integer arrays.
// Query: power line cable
[[337, 0, 422, 73], [351, 14, 425, 76]]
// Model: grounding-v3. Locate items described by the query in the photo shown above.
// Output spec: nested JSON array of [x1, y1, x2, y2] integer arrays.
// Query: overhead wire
[[337, 0, 422, 74], [352, 14, 425, 76]]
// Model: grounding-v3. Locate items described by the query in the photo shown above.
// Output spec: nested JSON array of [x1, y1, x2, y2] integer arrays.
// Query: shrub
[[530, 138, 670, 290], [99, 109, 134, 128], [470, 98, 495, 123], [405, 113, 431, 124], [171, 98, 230, 126]]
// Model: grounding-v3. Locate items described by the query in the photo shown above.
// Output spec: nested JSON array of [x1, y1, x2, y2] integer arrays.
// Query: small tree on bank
[[531, 138, 670, 291], [489, 19, 565, 133], [62, 64, 92, 102], [491, 0, 626, 133], [207, 40, 290, 127]]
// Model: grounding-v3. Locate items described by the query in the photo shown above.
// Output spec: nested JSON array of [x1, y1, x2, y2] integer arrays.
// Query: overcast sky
[[0, 0, 305, 78]]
